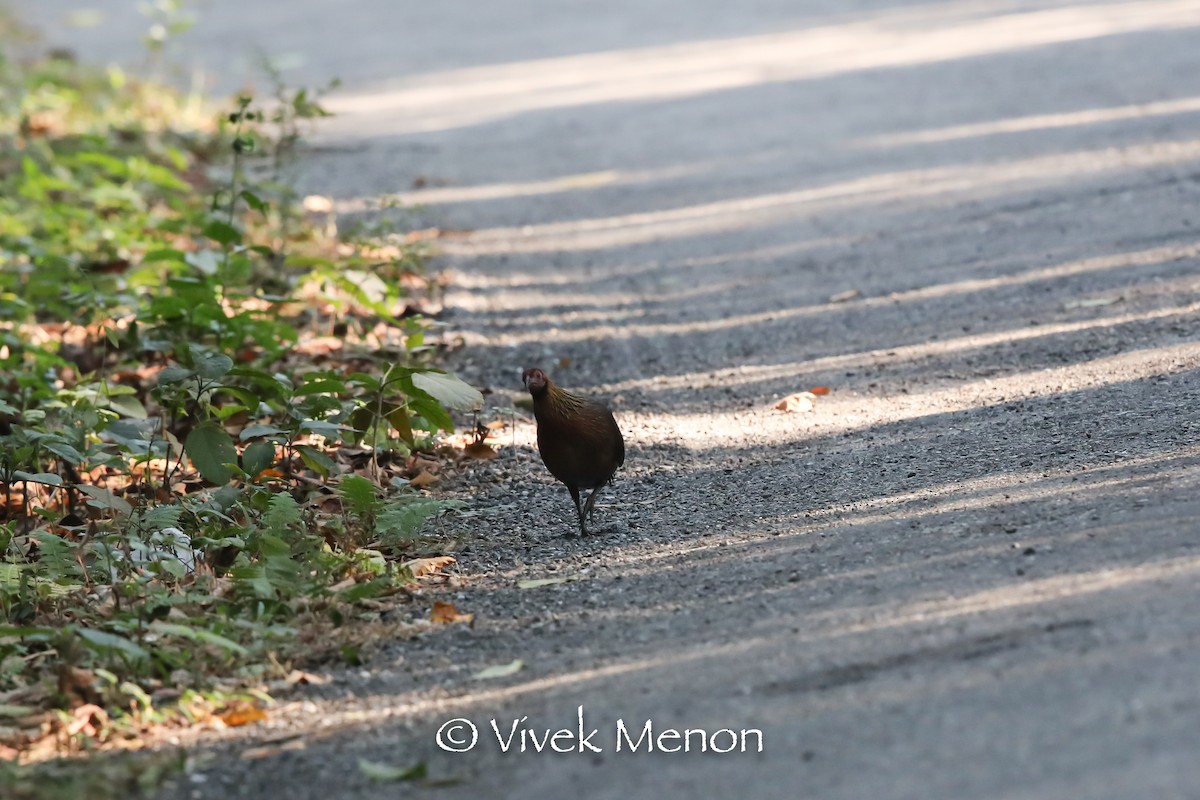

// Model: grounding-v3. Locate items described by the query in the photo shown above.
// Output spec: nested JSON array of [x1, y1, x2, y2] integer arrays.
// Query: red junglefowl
[[522, 367, 625, 535]]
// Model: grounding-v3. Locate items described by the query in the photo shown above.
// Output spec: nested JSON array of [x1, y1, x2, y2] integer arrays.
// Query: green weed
[[0, 10, 481, 764]]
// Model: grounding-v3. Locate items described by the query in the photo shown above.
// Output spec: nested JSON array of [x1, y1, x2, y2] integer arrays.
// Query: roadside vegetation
[[0, 7, 483, 779]]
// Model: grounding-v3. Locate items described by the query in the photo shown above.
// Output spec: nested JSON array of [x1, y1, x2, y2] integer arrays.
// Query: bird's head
[[522, 367, 549, 395]]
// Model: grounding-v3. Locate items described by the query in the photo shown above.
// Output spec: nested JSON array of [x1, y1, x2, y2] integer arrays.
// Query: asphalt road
[[22, 2, 1200, 798]]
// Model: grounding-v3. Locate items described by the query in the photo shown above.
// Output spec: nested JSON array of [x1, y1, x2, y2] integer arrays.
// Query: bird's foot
[[582, 519, 626, 536]]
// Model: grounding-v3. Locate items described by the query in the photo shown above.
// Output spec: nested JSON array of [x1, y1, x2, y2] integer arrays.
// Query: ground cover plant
[[0, 10, 482, 774]]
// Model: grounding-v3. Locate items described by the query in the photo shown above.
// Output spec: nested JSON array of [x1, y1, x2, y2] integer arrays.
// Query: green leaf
[[298, 420, 344, 441], [218, 385, 267, 409], [339, 578, 390, 603], [293, 377, 346, 396], [376, 497, 457, 541], [12, 471, 63, 486], [386, 404, 415, 447], [140, 159, 191, 190], [261, 545, 303, 590], [0, 626, 56, 639], [74, 151, 129, 177], [202, 219, 242, 246], [185, 422, 237, 484], [226, 369, 292, 401], [228, 366, 286, 384], [338, 474, 378, 518], [157, 365, 194, 385], [106, 393, 148, 419], [347, 371, 383, 390], [190, 628, 250, 655], [106, 422, 163, 453], [142, 248, 188, 264], [240, 189, 268, 213], [213, 404, 250, 422], [243, 441, 275, 478], [78, 484, 134, 517], [118, 681, 153, 712], [150, 622, 248, 655], [185, 249, 221, 275], [42, 440, 84, 464], [349, 406, 377, 439], [0, 564, 25, 591], [141, 505, 183, 530], [163, 146, 188, 170], [411, 370, 483, 411], [211, 486, 244, 512], [295, 444, 335, 477], [231, 564, 275, 599], [239, 424, 284, 441], [77, 628, 150, 661], [263, 493, 302, 537], [194, 352, 235, 380], [0, 705, 36, 717], [406, 395, 454, 433], [358, 759, 427, 783]]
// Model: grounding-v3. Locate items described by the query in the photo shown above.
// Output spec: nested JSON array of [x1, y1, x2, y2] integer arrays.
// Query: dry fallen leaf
[[774, 392, 818, 413], [65, 704, 108, 738], [285, 669, 328, 686], [517, 576, 582, 589], [217, 700, 268, 728], [408, 453, 439, 471], [241, 738, 307, 760], [302, 194, 334, 214], [809, 386, 831, 396], [463, 442, 498, 460], [405, 555, 456, 577], [292, 336, 344, 356], [473, 659, 524, 680], [430, 600, 474, 624], [1064, 296, 1122, 310], [21, 111, 60, 138], [329, 576, 358, 593], [359, 758, 427, 782], [408, 469, 440, 488]]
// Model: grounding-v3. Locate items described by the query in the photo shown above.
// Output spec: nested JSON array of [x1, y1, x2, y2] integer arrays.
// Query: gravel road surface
[[22, 2, 1200, 798]]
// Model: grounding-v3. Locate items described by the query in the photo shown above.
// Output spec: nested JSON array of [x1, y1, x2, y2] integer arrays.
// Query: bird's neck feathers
[[537, 381, 586, 416]]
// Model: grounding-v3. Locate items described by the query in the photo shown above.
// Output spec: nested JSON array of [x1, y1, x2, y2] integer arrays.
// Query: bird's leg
[[582, 486, 603, 521], [568, 486, 588, 536]]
